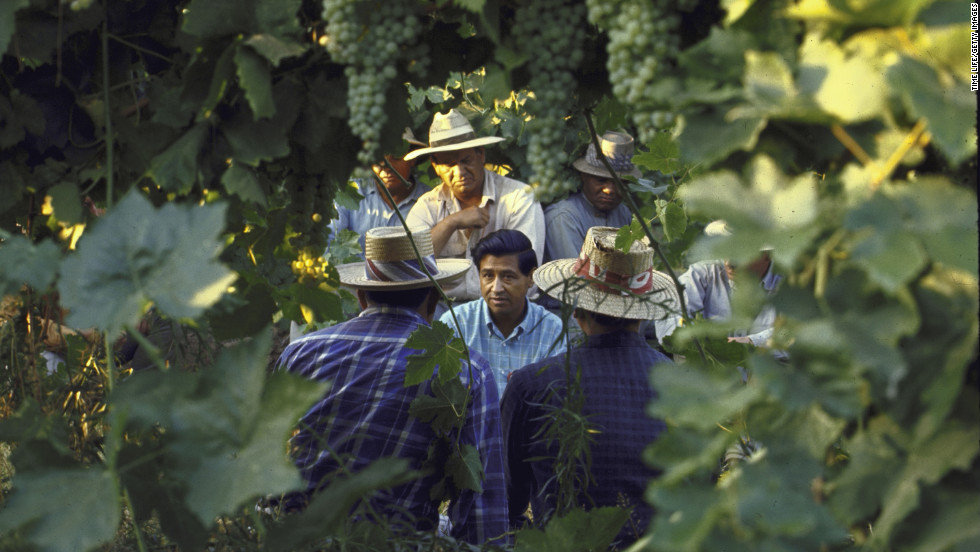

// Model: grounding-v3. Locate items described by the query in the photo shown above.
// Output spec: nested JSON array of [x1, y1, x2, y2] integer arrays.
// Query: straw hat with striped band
[[336, 226, 471, 290], [533, 226, 680, 320], [403, 109, 505, 161], [572, 131, 642, 179]]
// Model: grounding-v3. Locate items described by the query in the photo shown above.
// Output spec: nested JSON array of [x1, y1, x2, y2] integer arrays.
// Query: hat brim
[[533, 258, 680, 320], [336, 258, 471, 291], [572, 157, 642, 179], [403, 136, 506, 161]]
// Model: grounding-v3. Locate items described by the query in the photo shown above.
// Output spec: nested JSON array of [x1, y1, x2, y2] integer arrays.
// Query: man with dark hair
[[405, 109, 545, 302], [277, 226, 507, 544], [439, 229, 565, 397], [500, 226, 678, 546]]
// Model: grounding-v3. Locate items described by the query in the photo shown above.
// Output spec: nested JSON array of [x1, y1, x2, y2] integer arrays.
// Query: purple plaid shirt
[[500, 330, 671, 545], [277, 306, 508, 544]]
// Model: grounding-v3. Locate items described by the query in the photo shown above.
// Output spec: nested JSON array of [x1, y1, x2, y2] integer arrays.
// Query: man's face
[[479, 253, 533, 323], [372, 155, 415, 196], [431, 147, 486, 203], [581, 172, 622, 213]]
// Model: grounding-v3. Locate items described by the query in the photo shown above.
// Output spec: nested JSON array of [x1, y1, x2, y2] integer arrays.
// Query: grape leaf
[[0, 236, 61, 296], [145, 124, 207, 193], [635, 131, 682, 175], [59, 190, 236, 335], [445, 443, 483, 494], [244, 34, 306, 66], [0, 466, 120, 552], [0, 0, 30, 56], [221, 162, 267, 206], [514, 507, 630, 552], [235, 44, 276, 120], [408, 378, 468, 435], [47, 182, 82, 225], [404, 322, 467, 386]]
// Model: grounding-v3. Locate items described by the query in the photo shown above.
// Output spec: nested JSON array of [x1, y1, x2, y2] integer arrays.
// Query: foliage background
[[0, 0, 977, 550]]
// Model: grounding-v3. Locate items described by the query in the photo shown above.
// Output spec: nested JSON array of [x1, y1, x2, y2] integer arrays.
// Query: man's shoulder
[[487, 171, 530, 198], [544, 193, 584, 219], [524, 302, 564, 332], [440, 299, 485, 326]]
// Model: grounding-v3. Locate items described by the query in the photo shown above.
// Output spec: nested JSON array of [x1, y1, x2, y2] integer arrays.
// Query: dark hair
[[575, 308, 635, 330], [471, 230, 537, 275], [364, 287, 432, 309]]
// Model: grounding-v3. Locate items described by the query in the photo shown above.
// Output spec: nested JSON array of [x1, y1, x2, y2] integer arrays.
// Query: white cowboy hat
[[533, 226, 680, 320], [336, 226, 471, 290], [572, 131, 643, 179], [403, 109, 505, 161]]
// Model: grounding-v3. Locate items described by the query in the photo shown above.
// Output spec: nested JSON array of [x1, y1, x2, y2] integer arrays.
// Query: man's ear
[[356, 288, 369, 310], [424, 288, 440, 321]]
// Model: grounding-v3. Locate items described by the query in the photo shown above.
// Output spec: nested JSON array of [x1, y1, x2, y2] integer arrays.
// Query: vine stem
[[102, 6, 114, 209], [582, 110, 707, 364]]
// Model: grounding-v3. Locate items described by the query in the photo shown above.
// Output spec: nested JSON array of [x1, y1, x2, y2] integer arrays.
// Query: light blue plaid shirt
[[440, 299, 567, 397]]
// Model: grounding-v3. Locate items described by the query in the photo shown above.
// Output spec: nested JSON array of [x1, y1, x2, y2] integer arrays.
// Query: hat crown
[[577, 226, 654, 285], [428, 109, 479, 147], [363, 226, 435, 262], [584, 131, 637, 173]]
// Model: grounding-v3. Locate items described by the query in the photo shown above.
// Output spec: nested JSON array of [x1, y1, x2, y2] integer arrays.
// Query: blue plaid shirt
[[440, 299, 567, 397], [277, 306, 508, 544], [329, 178, 428, 254], [499, 330, 671, 545]]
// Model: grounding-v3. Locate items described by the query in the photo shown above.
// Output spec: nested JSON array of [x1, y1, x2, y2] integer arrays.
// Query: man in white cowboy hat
[[499, 226, 677, 546], [542, 130, 641, 264], [276, 226, 507, 543], [328, 128, 429, 255], [404, 109, 545, 302]]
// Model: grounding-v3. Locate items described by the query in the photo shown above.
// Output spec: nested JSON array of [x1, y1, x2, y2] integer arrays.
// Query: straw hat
[[533, 226, 680, 320], [336, 226, 471, 290], [572, 131, 642, 179], [403, 109, 505, 161]]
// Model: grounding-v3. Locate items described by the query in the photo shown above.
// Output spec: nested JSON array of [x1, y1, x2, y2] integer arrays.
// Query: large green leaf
[[798, 38, 886, 123], [0, 236, 61, 296], [58, 190, 236, 335], [0, 466, 120, 552], [144, 124, 207, 193], [649, 363, 763, 430], [235, 45, 276, 120], [678, 106, 766, 167], [0, 0, 30, 55], [514, 507, 630, 552], [181, 0, 302, 39], [404, 321, 467, 386], [888, 57, 977, 165], [265, 458, 416, 552], [243, 34, 306, 66]]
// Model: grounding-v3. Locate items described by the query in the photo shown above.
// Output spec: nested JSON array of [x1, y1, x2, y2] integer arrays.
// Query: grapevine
[[321, 0, 425, 175], [291, 249, 332, 285], [511, 0, 588, 203], [586, 0, 684, 141], [281, 174, 331, 252]]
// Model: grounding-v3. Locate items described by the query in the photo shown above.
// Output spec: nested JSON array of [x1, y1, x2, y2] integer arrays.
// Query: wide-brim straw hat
[[534, 226, 680, 320], [403, 109, 505, 161], [572, 131, 642, 179], [336, 226, 471, 290]]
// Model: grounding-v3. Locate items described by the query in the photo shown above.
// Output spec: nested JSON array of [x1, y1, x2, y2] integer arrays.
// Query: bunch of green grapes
[[291, 249, 332, 285], [283, 175, 330, 251], [511, 0, 588, 203], [586, 0, 683, 141], [321, 0, 424, 171]]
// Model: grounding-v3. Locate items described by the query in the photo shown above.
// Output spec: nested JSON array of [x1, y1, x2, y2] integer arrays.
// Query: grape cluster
[[511, 0, 588, 203], [291, 249, 332, 285], [321, 0, 424, 170], [283, 174, 330, 251], [585, 0, 682, 141]]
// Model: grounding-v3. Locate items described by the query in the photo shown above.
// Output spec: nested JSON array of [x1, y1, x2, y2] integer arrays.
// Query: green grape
[[512, 0, 588, 203], [322, 0, 425, 169]]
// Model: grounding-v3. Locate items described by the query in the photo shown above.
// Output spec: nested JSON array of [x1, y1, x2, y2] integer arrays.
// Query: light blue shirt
[[676, 260, 781, 346], [543, 192, 632, 263], [440, 298, 567, 397], [329, 177, 428, 255]]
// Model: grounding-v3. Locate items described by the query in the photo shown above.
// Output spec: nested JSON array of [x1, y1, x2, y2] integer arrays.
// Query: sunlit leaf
[[59, 190, 236, 335], [244, 34, 306, 66]]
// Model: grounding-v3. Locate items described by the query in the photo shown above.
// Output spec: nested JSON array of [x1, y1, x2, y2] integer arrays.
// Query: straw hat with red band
[[336, 226, 471, 291], [403, 109, 505, 161], [533, 226, 680, 320]]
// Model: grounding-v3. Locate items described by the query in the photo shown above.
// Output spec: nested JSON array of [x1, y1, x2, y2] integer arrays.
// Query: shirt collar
[[481, 297, 531, 339], [360, 305, 429, 325], [582, 329, 647, 349]]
